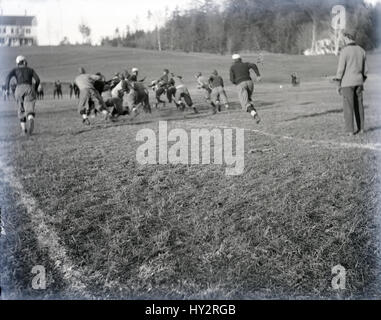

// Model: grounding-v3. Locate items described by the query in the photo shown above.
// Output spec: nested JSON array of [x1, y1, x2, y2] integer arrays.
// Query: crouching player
[[74, 67, 111, 125], [174, 75, 199, 114], [209, 70, 229, 113], [106, 73, 130, 117], [5, 55, 40, 136], [126, 81, 151, 118]]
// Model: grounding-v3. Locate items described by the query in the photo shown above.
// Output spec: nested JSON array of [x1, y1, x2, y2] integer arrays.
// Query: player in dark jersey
[[5, 55, 40, 135]]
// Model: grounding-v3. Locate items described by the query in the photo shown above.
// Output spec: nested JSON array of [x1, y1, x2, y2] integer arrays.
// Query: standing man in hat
[[5, 55, 40, 136], [335, 29, 368, 135], [229, 54, 261, 123]]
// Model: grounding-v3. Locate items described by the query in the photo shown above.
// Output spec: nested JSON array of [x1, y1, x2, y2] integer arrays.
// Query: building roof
[[0, 16, 36, 26]]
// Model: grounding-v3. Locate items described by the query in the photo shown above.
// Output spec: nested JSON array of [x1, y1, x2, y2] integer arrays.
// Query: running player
[[4, 55, 40, 136], [209, 70, 229, 113], [173, 75, 199, 114], [230, 54, 261, 123]]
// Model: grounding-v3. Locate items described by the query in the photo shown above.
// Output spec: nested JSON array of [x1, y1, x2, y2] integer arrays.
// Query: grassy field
[[0, 46, 381, 299]]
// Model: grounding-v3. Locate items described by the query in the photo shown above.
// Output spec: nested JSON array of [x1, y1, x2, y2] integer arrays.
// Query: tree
[[59, 36, 70, 46], [100, 0, 379, 54], [147, 10, 162, 51], [79, 23, 91, 45]]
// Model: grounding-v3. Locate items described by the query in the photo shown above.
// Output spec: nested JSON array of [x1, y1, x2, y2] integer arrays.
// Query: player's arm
[[32, 69, 40, 91], [248, 63, 261, 78], [230, 67, 235, 85], [5, 69, 16, 91], [363, 52, 368, 83], [335, 50, 347, 86]]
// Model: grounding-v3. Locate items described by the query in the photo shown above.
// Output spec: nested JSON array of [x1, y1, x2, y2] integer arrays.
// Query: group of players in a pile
[[3, 53, 261, 135], [75, 53, 262, 125], [76, 67, 231, 125]]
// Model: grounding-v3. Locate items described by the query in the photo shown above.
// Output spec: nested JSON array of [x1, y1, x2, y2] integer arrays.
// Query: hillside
[[0, 45, 345, 85]]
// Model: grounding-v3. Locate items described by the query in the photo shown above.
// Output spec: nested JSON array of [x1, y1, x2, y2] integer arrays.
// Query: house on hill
[[0, 15, 37, 47]]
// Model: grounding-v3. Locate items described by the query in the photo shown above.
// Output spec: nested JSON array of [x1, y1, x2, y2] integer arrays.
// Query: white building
[[0, 15, 37, 47]]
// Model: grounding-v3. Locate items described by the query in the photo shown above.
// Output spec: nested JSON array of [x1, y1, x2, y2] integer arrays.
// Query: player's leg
[[141, 89, 151, 114], [246, 81, 260, 123], [184, 90, 198, 114], [354, 86, 364, 134], [23, 85, 37, 135], [166, 87, 172, 103], [89, 89, 110, 120], [78, 89, 91, 125], [175, 89, 186, 111], [218, 87, 229, 109], [126, 89, 140, 117], [155, 87, 166, 107], [15, 85, 28, 134], [342, 87, 355, 135], [205, 88, 212, 104], [210, 88, 219, 114]]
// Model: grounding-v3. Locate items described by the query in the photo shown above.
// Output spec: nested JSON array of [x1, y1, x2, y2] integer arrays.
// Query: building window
[[26, 28, 31, 34], [11, 28, 14, 34]]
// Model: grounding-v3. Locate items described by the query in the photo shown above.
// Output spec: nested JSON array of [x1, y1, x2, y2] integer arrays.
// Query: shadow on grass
[[284, 105, 370, 122], [70, 110, 214, 136], [365, 126, 381, 133], [284, 108, 343, 122]]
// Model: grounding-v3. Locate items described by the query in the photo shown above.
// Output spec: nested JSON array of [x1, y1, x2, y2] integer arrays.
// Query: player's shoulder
[[357, 45, 366, 55], [342, 43, 366, 55]]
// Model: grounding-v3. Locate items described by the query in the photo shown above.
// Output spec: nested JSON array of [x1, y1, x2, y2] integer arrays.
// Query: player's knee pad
[[27, 113, 35, 120]]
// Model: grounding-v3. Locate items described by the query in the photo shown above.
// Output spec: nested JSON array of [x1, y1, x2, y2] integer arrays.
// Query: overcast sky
[[0, 0, 379, 45], [0, 0, 198, 45]]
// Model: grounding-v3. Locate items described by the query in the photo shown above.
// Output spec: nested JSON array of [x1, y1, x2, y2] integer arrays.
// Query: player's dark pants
[[54, 89, 63, 99], [342, 86, 364, 133], [126, 85, 151, 113], [37, 91, 43, 100], [175, 86, 193, 107], [156, 87, 166, 103]]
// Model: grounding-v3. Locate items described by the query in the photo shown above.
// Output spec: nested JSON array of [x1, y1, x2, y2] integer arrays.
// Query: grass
[[0, 46, 381, 299], [0, 45, 361, 85]]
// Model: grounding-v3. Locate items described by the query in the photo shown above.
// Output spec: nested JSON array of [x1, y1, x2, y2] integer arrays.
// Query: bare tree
[[79, 23, 91, 45], [147, 10, 162, 51]]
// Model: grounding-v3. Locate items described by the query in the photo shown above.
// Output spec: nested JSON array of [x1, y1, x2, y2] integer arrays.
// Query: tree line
[[100, 0, 381, 54]]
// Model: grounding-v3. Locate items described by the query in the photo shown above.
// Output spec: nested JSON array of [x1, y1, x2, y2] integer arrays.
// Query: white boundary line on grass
[[179, 119, 381, 152], [0, 159, 88, 297]]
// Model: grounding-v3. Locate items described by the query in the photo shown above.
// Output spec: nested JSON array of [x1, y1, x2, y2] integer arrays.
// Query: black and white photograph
[[0, 0, 380, 306]]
